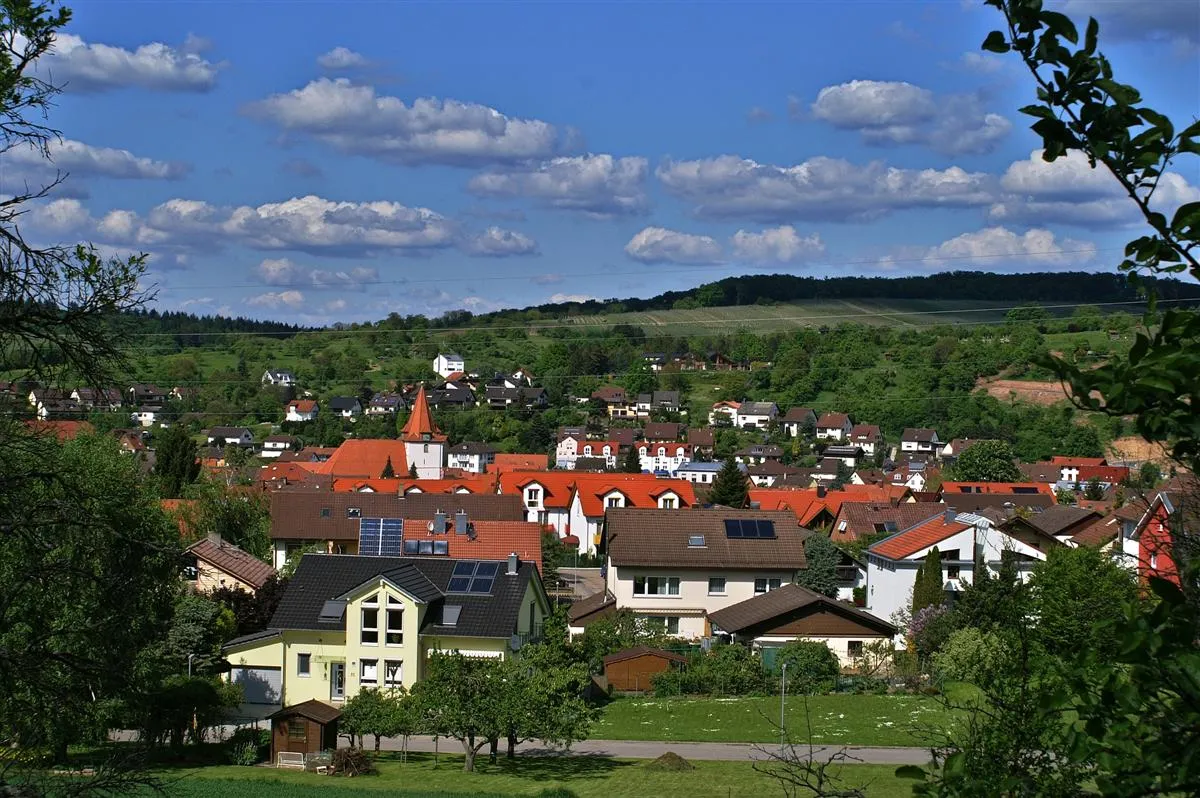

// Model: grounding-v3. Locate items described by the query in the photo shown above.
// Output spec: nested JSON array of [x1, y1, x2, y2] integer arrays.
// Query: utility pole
[[779, 662, 788, 757]]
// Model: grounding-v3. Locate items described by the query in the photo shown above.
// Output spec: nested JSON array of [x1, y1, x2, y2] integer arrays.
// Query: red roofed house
[[315, 440, 409, 480], [25, 419, 94, 441], [499, 471, 698, 556], [708, 400, 740, 426], [1120, 485, 1189, 587], [555, 435, 621, 470], [399, 385, 446, 480], [866, 509, 1058, 636], [635, 441, 693, 475], [285, 399, 319, 422]]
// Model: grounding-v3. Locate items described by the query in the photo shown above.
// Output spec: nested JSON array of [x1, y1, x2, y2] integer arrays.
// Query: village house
[[686, 427, 715, 458], [1119, 482, 1193, 586], [328, 397, 362, 420], [676, 461, 739, 486], [185, 533, 277, 594], [262, 369, 296, 387], [708, 400, 740, 426], [708, 584, 896, 666], [866, 509, 1060, 635], [486, 385, 548, 411], [262, 435, 300, 459], [822, 445, 864, 467], [366, 393, 405, 416], [815, 412, 852, 441], [848, 424, 883, 458], [286, 399, 319, 422], [634, 391, 682, 417], [446, 442, 497, 474], [900, 428, 941, 456], [432, 353, 465, 379], [131, 406, 162, 428], [600, 508, 810, 639], [222, 552, 548, 717], [636, 442, 693, 475], [746, 461, 809, 487], [499, 471, 698, 556], [128, 383, 168, 405], [71, 387, 123, 412], [735, 401, 779, 429], [207, 426, 254, 447], [780, 407, 817, 438], [555, 435, 621, 470], [644, 422, 683, 442], [591, 386, 635, 419], [734, 444, 784, 465]]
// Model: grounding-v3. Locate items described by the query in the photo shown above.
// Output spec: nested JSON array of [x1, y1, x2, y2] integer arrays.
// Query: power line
[[123, 295, 1180, 339]]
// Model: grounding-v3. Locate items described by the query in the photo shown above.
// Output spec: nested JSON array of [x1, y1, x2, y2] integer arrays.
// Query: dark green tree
[[911, 547, 945, 615], [707, 457, 749, 508], [621, 443, 643, 473], [795, 534, 841, 598], [153, 424, 201, 498], [1028, 546, 1138, 661], [411, 652, 507, 772], [408, 462, 418, 479], [381, 455, 396, 479], [1082, 477, 1106, 501], [622, 357, 657, 398], [949, 440, 1022, 482]]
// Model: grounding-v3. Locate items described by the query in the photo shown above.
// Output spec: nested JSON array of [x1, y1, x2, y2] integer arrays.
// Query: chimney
[[507, 552, 519, 575], [455, 510, 469, 535], [433, 511, 447, 534], [944, 508, 957, 523], [816, 485, 827, 498], [207, 531, 222, 546]]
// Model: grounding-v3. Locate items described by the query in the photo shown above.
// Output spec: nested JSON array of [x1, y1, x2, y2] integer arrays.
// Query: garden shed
[[269, 699, 341, 764], [603, 646, 687, 692]]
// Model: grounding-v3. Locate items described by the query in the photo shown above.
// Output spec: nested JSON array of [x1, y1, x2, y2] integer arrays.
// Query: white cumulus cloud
[[245, 78, 562, 166], [989, 149, 1200, 228], [24, 31, 222, 92], [730, 226, 826, 263], [810, 80, 1011, 155], [459, 227, 539, 257], [255, 257, 379, 289], [246, 290, 306, 309], [317, 47, 368, 70], [883, 226, 1097, 269], [625, 226, 724, 264], [657, 155, 995, 223], [467, 154, 648, 216], [549, 293, 599, 304], [5, 137, 189, 180]]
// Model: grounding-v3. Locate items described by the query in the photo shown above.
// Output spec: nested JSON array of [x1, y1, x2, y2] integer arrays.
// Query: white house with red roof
[[636, 441, 693, 475], [400, 386, 446, 480], [285, 398, 319, 422], [555, 435, 621, 470], [708, 400, 741, 426], [865, 509, 1057, 635]]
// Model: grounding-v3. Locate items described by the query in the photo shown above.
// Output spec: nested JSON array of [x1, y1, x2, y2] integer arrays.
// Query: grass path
[[594, 694, 953, 746]]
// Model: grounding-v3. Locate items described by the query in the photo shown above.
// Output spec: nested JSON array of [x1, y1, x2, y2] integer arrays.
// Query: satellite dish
[[427, 522, 434, 532]]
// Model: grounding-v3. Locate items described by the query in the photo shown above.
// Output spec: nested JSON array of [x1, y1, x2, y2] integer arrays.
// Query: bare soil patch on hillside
[[977, 377, 1071, 406]]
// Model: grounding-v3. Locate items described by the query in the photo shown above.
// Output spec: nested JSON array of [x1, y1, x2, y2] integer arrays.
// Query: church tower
[[400, 385, 445, 479]]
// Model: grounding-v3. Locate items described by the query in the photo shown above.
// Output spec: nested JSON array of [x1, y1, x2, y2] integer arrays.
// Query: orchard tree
[[949, 440, 1022, 482], [412, 653, 506, 772]]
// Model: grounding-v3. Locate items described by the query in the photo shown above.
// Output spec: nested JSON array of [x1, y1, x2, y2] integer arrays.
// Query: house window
[[642, 615, 680, 635], [423, 443, 429, 453], [386, 597, 403, 645], [320, 508, 332, 518], [525, 488, 541, 507], [947, 564, 960, 579], [660, 497, 676, 509], [633, 576, 680, 596], [754, 577, 782, 595], [1150, 553, 1159, 570], [297, 652, 311, 677], [287, 720, 306, 741], [360, 659, 378, 685], [361, 595, 379, 645], [384, 660, 403, 687], [848, 641, 864, 658], [708, 577, 726, 595], [607, 497, 621, 508]]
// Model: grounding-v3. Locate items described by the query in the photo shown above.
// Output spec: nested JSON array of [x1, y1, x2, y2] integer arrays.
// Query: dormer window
[[347, 507, 361, 518], [525, 487, 541, 507]]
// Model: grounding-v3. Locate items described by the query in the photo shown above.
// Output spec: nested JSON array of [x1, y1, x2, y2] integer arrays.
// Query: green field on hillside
[[545, 299, 1055, 336]]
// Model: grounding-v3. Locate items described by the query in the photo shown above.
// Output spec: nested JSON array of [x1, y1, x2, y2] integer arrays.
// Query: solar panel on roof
[[452, 561, 475, 577], [380, 518, 404, 556], [724, 520, 743, 538], [757, 520, 776, 539], [359, 518, 381, 555], [471, 577, 495, 593], [403, 540, 419, 555], [475, 562, 500, 577], [447, 576, 471, 592]]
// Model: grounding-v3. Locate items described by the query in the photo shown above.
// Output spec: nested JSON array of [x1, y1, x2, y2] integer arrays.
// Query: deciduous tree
[[949, 440, 1021, 482]]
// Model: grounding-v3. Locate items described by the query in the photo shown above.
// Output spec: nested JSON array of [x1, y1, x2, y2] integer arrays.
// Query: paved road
[[382, 735, 932, 765]]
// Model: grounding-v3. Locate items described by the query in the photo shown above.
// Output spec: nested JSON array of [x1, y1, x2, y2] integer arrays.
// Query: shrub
[[330, 747, 376, 777], [651, 644, 772, 696], [776, 641, 840, 695], [226, 727, 269, 765], [932, 628, 1011, 686]]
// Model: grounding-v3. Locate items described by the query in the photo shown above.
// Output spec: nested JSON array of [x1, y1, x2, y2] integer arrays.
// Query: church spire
[[401, 384, 444, 441]]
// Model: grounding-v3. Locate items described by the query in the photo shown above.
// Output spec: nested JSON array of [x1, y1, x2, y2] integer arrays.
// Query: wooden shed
[[603, 646, 687, 692], [269, 700, 341, 764]]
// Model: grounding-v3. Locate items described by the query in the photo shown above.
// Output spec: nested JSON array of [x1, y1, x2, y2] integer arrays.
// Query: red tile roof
[[288, 399, 317, 412], [1074, 465, 1130, 483], [400, 475, 498, 494], [400, 519, 543, 569], [314, 439, 409, 479], [498, 471, 696, 515], [1050, 456, 1107, 467], [400, 385, 446, 443], [25, 419, 95, 441], [870, 514, 973, 560], [750, 485, 910, 526], [816, 412, 850, 428], [941, 481, 1055, 495], [492, 453, 549, 473]]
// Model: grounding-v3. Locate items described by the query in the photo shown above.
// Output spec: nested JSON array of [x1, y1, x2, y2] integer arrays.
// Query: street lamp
[[780, 661, 788, 756], [187, 653, 196, 677]]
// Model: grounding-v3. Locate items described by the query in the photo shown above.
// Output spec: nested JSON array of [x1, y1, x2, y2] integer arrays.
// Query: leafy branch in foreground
[[981, 0, 1200, 476]]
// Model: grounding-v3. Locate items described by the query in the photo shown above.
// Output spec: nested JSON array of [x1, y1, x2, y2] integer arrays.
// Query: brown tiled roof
[[603, 646, 687, 666], [901, 427, 938, 443], [1019, 462, 1061, 483], [644, 422, 682, 441], [1020, 505, 1101, 537], [605, 508, 809, 569], [1071, 513, 1124, 547], [831, 502, 944, 544], [816, 412, 849, 428], [849, 424, 881, 441], [188, 536, 276, 589], [567, 589, 616, 625], [708, 583, 896, 636], [609, 427, 638, 447], [940, 493, 1057, 513], [269, 492, 525, 541], [781, 407, 816, 423], [687, 428, 715, 446]]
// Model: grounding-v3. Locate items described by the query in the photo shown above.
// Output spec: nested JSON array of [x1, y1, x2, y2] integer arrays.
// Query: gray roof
[[268, 554, 537, 640], [209, 426, 252, 438], [449, 442, 498, 455], [738, 401, 778, 415], [328, 397, 361, 411]]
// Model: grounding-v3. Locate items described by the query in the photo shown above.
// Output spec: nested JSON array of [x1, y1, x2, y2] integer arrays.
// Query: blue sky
[[5, 0, 1198, 324]]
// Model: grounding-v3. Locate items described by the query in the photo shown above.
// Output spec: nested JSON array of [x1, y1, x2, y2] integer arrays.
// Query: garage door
[[230, 666, 282, 704]]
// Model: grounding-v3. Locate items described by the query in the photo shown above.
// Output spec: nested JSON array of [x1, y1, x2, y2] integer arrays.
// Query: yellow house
[[223, 552, 549, 718]]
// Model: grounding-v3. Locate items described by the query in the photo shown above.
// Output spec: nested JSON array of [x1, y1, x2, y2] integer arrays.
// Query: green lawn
[[162, 754, 916, 797], [595, 695, 954, 746]]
